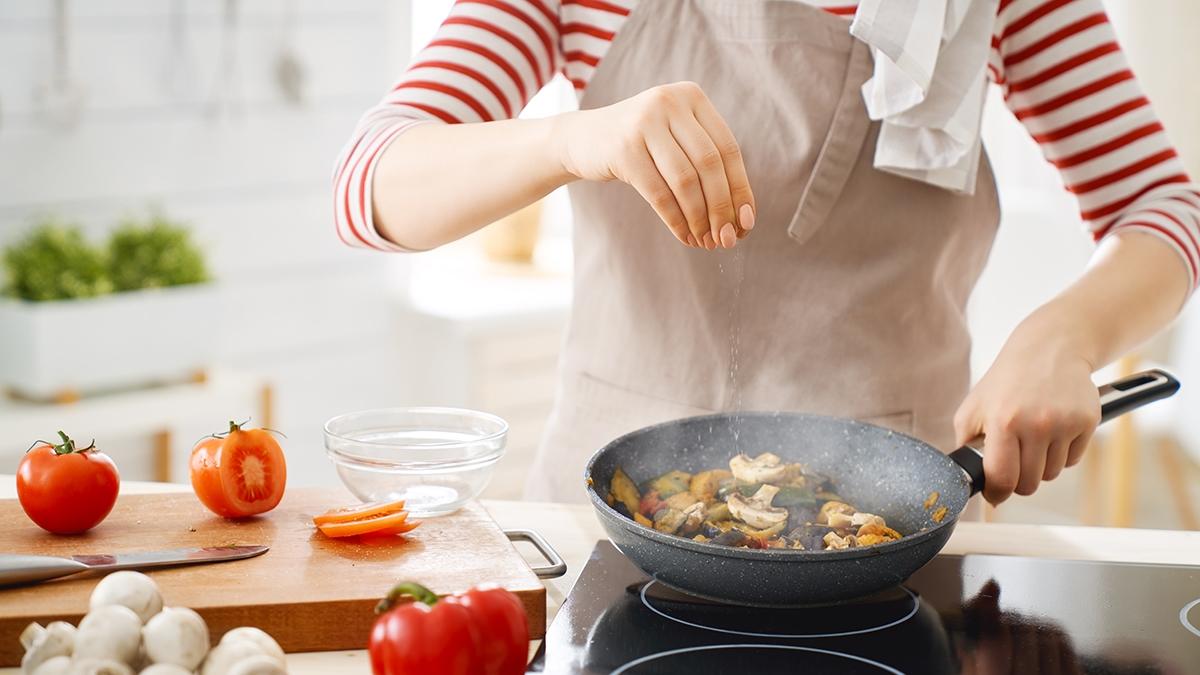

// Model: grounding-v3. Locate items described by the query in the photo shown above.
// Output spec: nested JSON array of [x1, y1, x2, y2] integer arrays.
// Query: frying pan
[[584, 369, 1180, 606]]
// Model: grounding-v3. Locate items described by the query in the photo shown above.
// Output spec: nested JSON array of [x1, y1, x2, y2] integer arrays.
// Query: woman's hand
[[553, 81, 755, 250], [953, 320, 1101, 505]]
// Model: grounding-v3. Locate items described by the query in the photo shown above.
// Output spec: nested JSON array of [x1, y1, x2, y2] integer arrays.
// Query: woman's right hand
[[553, 81, 756, 250]]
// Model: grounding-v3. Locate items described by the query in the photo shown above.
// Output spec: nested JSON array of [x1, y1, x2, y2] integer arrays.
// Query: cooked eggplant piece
[[653, 507, 688, 534], [705, 502, 731, 522], [787, 523, 835, 551], [689, 469, 732, 502], [663, 491, 702, 512], [711, 529, 751, 547], [610, 467, 642, 516], [641, 470, 692, 499], [613, 502, 634, 520]]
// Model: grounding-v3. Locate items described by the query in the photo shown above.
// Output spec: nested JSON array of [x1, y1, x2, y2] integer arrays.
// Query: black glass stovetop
[[530, 540, 1200, 674]]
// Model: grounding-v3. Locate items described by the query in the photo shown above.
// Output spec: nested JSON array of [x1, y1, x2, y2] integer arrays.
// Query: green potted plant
[[0, 213, 217, 401]]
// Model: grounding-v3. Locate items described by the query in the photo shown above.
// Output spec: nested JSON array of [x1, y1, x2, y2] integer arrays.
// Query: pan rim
[[583, 410, 970, 561]]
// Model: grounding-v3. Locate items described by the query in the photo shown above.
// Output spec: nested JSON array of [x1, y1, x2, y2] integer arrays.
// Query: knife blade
[[0, 545, 269, 588]]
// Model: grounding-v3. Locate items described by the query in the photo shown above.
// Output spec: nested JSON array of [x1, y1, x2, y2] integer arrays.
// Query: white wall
[[0, 0, 416, 487]]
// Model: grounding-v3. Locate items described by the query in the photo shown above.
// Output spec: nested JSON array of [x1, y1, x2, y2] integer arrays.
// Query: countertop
[[2, 477, 1198, 674]]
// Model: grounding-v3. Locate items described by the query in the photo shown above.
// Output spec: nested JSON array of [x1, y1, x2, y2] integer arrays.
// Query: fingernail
[[720, 223, 737, 249], [739, 204, 755, 231], [702, 233, 715, 250]]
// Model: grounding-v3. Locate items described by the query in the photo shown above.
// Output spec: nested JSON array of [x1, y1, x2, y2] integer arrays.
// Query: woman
[[334, 0, 1198, 506]]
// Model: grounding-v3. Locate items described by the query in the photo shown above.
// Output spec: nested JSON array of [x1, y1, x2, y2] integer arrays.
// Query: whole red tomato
[[17, 431, 120, 534], [369, 582, 528, 675]]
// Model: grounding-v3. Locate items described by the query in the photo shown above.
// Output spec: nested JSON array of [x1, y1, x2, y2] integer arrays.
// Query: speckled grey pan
[[584, 369, 1179, 606]]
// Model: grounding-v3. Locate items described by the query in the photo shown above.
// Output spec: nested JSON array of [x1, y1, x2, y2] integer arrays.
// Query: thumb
[[954, 399, 983, 447]]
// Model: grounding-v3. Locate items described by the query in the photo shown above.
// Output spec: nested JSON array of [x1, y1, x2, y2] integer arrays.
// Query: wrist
[[1007, 305, 1101, 372], [545, 110, 589, 182]]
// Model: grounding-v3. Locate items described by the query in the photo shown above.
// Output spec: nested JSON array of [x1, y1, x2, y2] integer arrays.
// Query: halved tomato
[[316, 509, 419, 538], [190, 421, 287, 518], [313, 499, 406, 526]]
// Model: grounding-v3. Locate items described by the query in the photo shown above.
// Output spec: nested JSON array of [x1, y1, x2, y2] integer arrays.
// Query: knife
[[0, 546, 269, 587]]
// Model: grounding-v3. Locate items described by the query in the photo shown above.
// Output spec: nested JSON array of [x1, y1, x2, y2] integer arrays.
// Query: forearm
[[370, 117, 573, 251], [1005, 232, 1190, 370]]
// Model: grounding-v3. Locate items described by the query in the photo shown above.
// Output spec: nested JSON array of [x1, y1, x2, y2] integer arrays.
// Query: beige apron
[[525, 0, 1000, 503]]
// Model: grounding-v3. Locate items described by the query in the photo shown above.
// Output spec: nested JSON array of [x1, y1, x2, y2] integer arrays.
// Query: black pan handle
[[950, 368, 1180, 496]]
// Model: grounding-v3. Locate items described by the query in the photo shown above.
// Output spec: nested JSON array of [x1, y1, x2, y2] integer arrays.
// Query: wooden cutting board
[[0, 487, 546, 666]]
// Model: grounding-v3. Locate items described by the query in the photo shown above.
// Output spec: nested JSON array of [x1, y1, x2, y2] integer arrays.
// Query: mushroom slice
[[727, 485, 788, 530], [678, 502, 707, 535], [728, 452, 789, 484], [850, 512, 885, 528], [823, 531, 857, 550], [817, 501, 855, 525]]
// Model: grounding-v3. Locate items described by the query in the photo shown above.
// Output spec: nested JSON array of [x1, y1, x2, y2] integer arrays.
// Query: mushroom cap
[[728, 453, 788, 484], [200, 640, 264, 675], [29, 655, 70, 675], [68, 658, 136, 675], [218, 627, 285, 665], [75, 605, 142, 666], [138, 665, 194, 675], [90, 572, 164, 624], [228, 654, 287, 675], [143, 607, 210, 671], [21, 621, 75, 673]]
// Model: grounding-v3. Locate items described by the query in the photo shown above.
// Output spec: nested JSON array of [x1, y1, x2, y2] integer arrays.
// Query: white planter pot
[[0, 284, 220, 400]]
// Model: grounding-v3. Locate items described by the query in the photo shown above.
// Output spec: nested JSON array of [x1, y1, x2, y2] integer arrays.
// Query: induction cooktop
[[529, 540, 1200, 674]]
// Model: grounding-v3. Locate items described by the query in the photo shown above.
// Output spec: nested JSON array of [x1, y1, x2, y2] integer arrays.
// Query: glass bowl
[[323, 407, 508, 516]]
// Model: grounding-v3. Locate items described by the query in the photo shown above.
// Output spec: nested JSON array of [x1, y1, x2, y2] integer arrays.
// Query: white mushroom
[[850, 512, 885, 528], [29, 656, 70, 675], [67, 659, 135, 675], [21, 621, 75, 673], [727, 484, 788, 529], [823, 531, 857, 550], [75, 606, 141, 666], [817, 501, 855, 526], [228, 655, 287, 675], [142, 607, 209, 670], [138, 665, 193, 675], [219, 628, 285, 665], [728, 453, 788, 484], [679, 502, 707, 535], [90, 572, 164, 624], [201, 640, 269, 675]]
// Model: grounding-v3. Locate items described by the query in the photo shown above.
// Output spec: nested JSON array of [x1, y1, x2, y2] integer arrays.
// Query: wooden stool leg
[[1081, 439, 1104, 526], [1105, 355, 1139, 528], [260, 384, 275, 430], [153, 430, 172, 483], [1157, 436, 1200, 530]]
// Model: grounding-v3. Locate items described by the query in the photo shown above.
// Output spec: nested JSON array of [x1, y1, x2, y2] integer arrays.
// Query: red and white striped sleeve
[[991, 0, 1200, 293], [332, 0, 636, 251]]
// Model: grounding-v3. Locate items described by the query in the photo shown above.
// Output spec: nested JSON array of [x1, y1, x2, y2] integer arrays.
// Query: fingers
[[1041, 438, 1070, 482], [644, 132, 715, 249], [690, 97, 755, 234], [1015, 430, 1048, 497], [982, 424, 1021, 505], [669, 115, 738, 248], [621, 142, 693, 246], [1065, 427, 1093, 468]]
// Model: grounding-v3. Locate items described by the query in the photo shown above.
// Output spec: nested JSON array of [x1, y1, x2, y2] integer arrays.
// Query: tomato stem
[[45, 431, 95, 455], [375, 582, 439, 614]]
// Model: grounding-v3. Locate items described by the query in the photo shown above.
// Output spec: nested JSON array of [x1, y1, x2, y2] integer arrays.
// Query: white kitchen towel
[[850, 0, 999, 194]]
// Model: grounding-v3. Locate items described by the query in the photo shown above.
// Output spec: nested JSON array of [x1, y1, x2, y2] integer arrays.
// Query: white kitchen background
[[0, 1, 1196, 527]]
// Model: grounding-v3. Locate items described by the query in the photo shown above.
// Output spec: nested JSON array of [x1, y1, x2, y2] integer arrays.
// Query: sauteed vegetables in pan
[[606, 452, 910, 550]]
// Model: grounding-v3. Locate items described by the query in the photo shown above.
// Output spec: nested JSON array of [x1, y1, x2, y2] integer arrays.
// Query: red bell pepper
[[369, 581, 529, 675]]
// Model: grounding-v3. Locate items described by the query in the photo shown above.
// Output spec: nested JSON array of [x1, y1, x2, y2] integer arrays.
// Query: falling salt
[[727, 246, 747, 450]]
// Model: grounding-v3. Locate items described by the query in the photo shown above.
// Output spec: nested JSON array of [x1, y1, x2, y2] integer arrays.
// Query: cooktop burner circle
[[639, 580, 919, 639], [611, 644, 906, 675], [1182, 598, 1200, 638]]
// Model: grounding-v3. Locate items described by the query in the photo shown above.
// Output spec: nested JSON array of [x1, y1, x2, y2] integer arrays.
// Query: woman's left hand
[[953, 326, 1101, 505]]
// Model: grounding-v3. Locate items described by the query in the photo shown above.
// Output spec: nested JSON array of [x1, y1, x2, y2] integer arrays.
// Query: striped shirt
[[334, 0, 1200, 291]]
